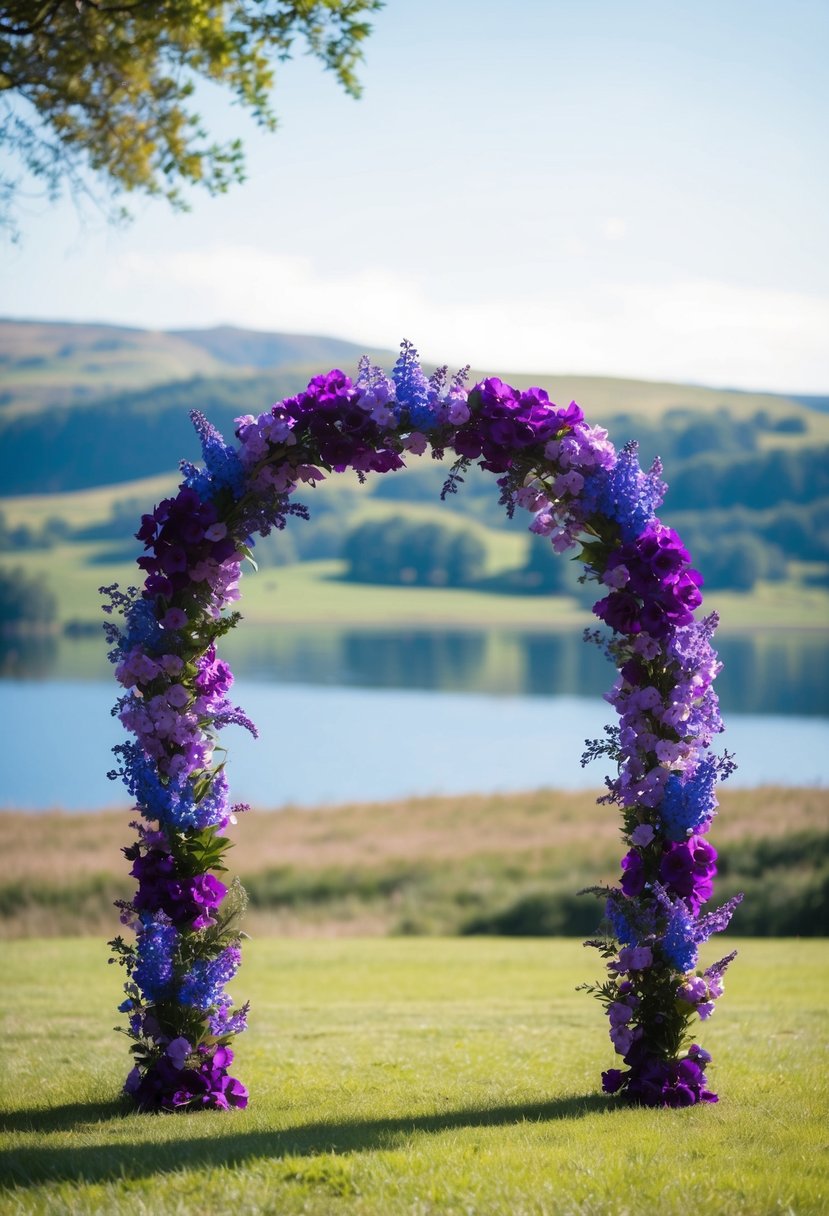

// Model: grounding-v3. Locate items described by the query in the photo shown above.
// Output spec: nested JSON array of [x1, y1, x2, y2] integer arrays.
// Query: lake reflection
[[220, 627, 829, 717], [2, 626, 827, 717], [0, 634, 59, 679]]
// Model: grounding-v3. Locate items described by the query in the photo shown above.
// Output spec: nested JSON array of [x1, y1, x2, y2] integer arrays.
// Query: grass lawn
[[0, 937, 826, 1215]]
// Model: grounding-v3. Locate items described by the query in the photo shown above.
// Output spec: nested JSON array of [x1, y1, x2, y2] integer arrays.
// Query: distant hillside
[[0, 318, 390, 420], [0, 318, 821, 622], [790, 394, 829, 414], [0, 372, 315, 494], [2, 317, 829, 497], [0, 319, 227, 417], [3, 317, 828, 424], [168, 325, 386, 370]]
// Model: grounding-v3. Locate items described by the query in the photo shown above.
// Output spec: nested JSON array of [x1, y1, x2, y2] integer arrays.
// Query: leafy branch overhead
[[0, 0, 381, 223]]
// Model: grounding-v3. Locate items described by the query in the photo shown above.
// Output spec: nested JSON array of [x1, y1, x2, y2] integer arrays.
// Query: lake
[[1, 627, 826, 810]]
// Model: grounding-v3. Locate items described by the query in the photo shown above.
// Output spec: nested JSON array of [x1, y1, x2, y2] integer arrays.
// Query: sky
[[2, 0, 828, 392]]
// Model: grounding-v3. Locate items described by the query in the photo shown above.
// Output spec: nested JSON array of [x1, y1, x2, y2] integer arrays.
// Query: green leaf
[[239, 543, 258, 572]]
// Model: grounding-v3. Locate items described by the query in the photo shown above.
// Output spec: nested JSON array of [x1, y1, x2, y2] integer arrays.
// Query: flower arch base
[[104, 342, 740, 1112]]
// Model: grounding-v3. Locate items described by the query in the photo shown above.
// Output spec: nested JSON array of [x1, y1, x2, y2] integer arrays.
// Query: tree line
[[0, 566, 56, 630]]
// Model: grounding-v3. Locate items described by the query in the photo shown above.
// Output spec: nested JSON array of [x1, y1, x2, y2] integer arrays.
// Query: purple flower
[[620, 850, 646, 897], [161, 607, 188, 630], [695, 894, 743, 943], [608, 1001, 634, 1027], [659, 836, 717, 912], [166, 1037, 192, 1070], [617, 945, 653, 972], [124, 1066, 142, 1095], [602, 1069, 626, 1094], [128, 1047, 249, 1112], [677, 976, 708, 1005], [609, 1023, 636, 1055]]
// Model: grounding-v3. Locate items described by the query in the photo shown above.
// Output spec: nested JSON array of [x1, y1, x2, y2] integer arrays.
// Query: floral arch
[[103, 342, 740, 1112]]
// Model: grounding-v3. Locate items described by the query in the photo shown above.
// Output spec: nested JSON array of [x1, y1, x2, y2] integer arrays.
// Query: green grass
[[2, 543, 593, 631], [0, 937, 826, 1215], [238, 560, 589, 629]]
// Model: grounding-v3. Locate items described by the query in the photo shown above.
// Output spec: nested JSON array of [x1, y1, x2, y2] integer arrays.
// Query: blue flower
[[133, 918, 178, 1003], [122, 599, 163, 653], [605, 896, 635, 945], [392, 341, 433, 429], [660, 758, 719, 842], [582, 443, 665, 541], [187, 411, 246, 497], [660, 898, 698, 973], [180, 946, 241, 1011], [115, 744, 230, 831]]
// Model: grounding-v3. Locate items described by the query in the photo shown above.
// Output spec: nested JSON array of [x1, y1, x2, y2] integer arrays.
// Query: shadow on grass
[[0, 1093, 607, 1188], [0, 1098, 131, 1135]]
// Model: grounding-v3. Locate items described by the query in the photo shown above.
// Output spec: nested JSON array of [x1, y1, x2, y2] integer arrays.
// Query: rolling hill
[[1, 317, 827, 637], [0, 319, 390, 421], [1, 318, 828, 497]]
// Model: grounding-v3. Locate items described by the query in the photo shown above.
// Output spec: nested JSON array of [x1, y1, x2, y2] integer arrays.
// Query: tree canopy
[[0, 0, 381, 230]]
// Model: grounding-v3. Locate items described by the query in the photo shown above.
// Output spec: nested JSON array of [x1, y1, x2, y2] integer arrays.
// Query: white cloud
[[113, 246, 829, 393], [600, 217, 627, 241]]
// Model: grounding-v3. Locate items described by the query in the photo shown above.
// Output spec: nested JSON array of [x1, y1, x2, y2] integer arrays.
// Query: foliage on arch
[[103, 342, 739, 1112]]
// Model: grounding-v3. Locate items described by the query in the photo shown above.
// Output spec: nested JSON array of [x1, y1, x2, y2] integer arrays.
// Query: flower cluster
[[603, 1043, 716, 1107], [125, 1041, 248, 1112], [107, 341, 737, 1111], [126, 842, 227, 929], [593, 523, 703, 640]]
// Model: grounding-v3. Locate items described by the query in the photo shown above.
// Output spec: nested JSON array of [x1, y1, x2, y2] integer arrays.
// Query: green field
[[4, 522, 826, 637], [0, 937, 826, 1215], [5, 538, 829, 638]]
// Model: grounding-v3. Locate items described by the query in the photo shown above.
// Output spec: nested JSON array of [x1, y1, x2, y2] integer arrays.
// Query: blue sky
[[2, 0, 827, 391]]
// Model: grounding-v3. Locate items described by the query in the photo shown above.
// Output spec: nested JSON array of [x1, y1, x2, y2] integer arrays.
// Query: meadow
[[0, 937, 826, 1215], [2, 787, 826, 940]]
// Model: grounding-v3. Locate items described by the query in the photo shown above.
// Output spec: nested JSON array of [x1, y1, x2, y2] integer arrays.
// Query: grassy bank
[[0, 937, 826, 1215], [5, 541, 829, 634], [2, 787, 826, 939]]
